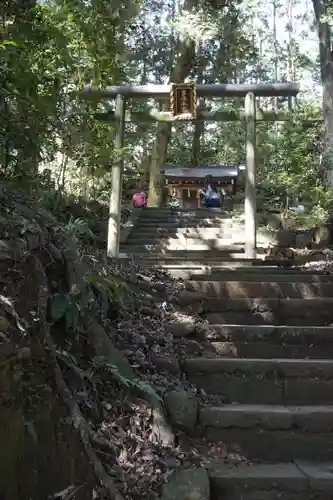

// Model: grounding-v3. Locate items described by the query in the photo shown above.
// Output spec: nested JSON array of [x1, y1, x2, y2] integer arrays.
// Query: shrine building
[[160, 164, 245, 209]]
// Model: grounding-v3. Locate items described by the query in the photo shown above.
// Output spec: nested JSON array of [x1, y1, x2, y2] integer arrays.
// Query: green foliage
[[254, 105, 332, 224], [92, 356, 162, 402], [65, 216, 95, 243], [85, 273, 136, 310], [50, 292, 79, 330], [0, 0, 138, 197], [0, 0, 328, 221]]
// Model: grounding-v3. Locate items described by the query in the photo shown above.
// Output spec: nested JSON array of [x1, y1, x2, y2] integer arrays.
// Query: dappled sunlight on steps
[[120, 207, 261, 256], [169, 264, 333, 499], [120, 207, 333, 499]]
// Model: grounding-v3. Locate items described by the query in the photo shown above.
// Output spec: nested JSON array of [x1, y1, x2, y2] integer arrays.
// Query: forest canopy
[[0, 0, 332, 220]]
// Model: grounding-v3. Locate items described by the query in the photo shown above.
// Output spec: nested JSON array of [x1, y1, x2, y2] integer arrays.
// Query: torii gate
[[83, 83, 300, 259]]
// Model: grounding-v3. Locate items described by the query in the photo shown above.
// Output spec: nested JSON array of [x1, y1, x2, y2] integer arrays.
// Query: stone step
[[183, 358, 333, 405], [190, 271, 333, 281], [207, 462, 333, 500], [120, 243, 248, 252], [208, 340, 333, 359], [128, 226, 245, 241], [192, 297, 333, 325], [128, 227, 244, 238], [136, 213, 235, 221], [138, 208, 233, 215], [197, 325, 333, 343], [125, 236, 272, 248], [129, 222, 313, 246], [118, 256, 298, 271], [136, 210, 259, 218], [136, 214, 241, 220], [125, 236, 277, 250], [124, 241, 249, 251], [138, 210, 233, 217], [122, 235, 247, 243], [136, 264, 275, 279], [133, 221, 239, 228], [200, 404, 333, 462], [195, 325, 333, 359], [186, 281, 333, 298], [135, 219, 237, 226], [131, 222, 244, 230], [136, 211, 238, 217], [169, 264, 306, 276], [136, 214, 234, 219], [118, 251, 250, 260]]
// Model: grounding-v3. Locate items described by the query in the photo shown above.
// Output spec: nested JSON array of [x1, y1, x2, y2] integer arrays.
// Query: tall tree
[[312, 0, 333, 186], [146, 0, 251, 206], [147, 0, 197, 207]]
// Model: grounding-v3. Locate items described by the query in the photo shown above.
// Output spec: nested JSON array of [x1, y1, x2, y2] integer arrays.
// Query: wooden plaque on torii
[[170, 83, 196, 120]]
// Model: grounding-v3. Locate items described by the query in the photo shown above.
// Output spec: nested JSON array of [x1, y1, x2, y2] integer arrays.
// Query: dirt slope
[[0, 187, 206, 500]]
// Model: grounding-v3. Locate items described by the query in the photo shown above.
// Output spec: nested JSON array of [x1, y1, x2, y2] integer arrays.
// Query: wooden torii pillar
[[83, 83, 299, 259], [107, 95, 126, 258], [245, 92, 256, 259]]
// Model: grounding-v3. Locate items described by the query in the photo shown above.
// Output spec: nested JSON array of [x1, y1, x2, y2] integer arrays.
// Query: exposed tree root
[[31, 254, 125, 500], [61, 241, 175, 447]]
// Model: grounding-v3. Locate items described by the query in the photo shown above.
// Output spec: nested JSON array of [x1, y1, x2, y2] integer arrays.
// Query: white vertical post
[[179, 190, 184, 208], [107, 94, 126, 258], [245, 92, 257, 259]]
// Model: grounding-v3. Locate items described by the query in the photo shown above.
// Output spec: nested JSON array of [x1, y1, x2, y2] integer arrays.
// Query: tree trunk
[[191, 104, 204, 166], [312, 0, 333, 186], [272, 0, 278, 111], [147, 0, 197, 207], [286, 0, 295, 82], [191, 71, 204, 166]]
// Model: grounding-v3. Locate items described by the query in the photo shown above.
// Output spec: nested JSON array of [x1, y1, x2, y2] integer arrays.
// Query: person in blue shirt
[[200, 175, 221, 209]]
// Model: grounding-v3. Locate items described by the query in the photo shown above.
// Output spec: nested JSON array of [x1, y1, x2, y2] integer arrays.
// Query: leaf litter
[[0, 192, 238, 500]]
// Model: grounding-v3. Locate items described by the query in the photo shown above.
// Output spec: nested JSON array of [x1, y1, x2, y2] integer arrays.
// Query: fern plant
[[65, 216, 95, 243], [85, 273, 136, 310]]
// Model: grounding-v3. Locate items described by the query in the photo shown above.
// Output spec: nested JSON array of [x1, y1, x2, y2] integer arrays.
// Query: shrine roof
[[161, 164, 245, 180]]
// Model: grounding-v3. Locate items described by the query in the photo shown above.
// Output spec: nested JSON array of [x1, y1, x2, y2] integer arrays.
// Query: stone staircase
[[178, 266, 333, 499], [120, 208, 333, 499], [120, 208, 272, 260]]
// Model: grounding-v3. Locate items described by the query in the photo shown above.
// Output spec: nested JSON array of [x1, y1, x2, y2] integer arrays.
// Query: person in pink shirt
[[132, 181, 147, 208]]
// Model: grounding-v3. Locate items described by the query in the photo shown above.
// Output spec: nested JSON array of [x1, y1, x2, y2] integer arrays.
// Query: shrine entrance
[[83, 82, 300, 259], [161, 164, 242, 209]]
